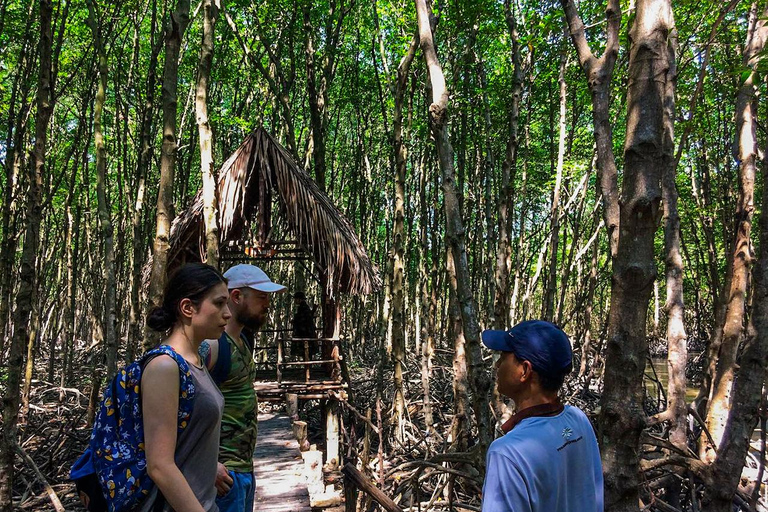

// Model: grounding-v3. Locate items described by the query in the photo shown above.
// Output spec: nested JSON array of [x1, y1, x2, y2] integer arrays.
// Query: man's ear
[[178, 297, 196, 320], [520, 360, 534, 382], [229, 288, 242, 304]]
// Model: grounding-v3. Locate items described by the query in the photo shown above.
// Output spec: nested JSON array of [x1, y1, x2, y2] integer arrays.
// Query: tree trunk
[[128, 0, 160, 361], [391, 34, 418, 442], [415, 0, 492, 458], [419, 157, 434, 433], [509, 114, 530, 325], [86, 0, 118, 378], [61, 202, 81, 396], [561, 0, 621, 259], [707, 92, 768, 512], [660, 26, 688, 450], [599, 1, 673, 510], [544, 38, 567, 322], [578, 216, 600, 385], [447, 250, 469, 451], [0, 16, 35, 357], [20, 301, 41, 416], [0, 0, 54, 505], [146, 0, 191, 345], [493, 0, 524, 330], [303, 4, 326, 191], [703, 3, 767, 461], [197, 0, 220, 267]]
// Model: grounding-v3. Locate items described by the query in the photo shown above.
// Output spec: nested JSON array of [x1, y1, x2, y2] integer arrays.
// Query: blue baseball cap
[[482, 320, 573, 379]]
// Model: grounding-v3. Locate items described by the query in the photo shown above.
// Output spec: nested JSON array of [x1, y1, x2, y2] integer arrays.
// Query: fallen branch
[[14, 441, 66, 512], [342, 463, 403, 512]]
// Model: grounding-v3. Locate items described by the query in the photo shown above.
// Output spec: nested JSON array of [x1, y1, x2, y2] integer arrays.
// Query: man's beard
[[238, 310, 266, 331]]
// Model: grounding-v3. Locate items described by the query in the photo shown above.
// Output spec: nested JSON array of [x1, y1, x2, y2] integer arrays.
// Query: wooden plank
[[254, 413, 312, 512], [281, 359, 340, 366]]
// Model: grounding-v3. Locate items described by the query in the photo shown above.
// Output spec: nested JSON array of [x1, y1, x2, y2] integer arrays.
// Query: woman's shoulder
[[142, 353, 181, 379]]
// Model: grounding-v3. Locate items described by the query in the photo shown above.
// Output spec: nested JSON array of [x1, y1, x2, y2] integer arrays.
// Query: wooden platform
[[254, 413, 312, 512], [254, 366, 345, 401]]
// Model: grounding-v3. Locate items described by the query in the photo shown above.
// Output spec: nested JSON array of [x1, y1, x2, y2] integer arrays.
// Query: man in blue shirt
[[481, 320, 603, 512]]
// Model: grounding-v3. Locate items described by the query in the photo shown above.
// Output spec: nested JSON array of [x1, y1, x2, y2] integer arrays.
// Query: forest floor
[[11, 374, 338, 512], [11, 345, 766, 511]]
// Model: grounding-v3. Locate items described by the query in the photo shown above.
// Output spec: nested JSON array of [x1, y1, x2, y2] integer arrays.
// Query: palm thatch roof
[[164, 127, 381, 296]]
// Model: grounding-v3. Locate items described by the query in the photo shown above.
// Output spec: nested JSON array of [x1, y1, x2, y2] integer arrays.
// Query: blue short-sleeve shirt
[[482, 405, 603, 512]]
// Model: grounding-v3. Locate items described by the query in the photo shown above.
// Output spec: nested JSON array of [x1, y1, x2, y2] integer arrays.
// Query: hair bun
[[147, 306, 174, 332]]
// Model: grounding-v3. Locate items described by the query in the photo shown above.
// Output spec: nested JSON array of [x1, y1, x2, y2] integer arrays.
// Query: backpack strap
[[143, 345, 195, 432], [209, 333, 231, 385]]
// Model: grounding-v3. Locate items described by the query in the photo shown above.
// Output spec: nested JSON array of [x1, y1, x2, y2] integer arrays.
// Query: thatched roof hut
[[164, 127, 381, 296]]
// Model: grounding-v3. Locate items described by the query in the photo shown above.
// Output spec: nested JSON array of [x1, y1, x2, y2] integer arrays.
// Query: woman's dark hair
[[147, 263, 227, 332]]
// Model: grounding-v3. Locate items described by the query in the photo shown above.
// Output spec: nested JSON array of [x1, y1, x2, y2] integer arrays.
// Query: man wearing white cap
[[200, 264, 286, 512]]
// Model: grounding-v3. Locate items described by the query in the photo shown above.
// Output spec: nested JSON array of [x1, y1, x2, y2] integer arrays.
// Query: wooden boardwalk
[[254, 413, 312, 512]]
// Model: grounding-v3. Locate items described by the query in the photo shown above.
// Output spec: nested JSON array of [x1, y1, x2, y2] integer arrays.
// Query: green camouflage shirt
[[201, 333, 258, 472]]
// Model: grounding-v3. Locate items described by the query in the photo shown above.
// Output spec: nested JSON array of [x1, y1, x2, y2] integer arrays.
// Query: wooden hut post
[[321, 274, 341, 468], [326, 400, 340, 469]]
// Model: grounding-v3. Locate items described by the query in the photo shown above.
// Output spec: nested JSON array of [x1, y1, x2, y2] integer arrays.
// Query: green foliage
[[0, 0, 760, 375]]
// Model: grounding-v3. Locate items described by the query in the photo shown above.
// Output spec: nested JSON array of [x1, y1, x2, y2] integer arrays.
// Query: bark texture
[[146, 0, 191, 344], [415, 0, 493, 457], [197, 0, 220, 267], [598, 2, 674, 510], [660, 26, 688, 450], [707, 89, 768, 512], [703, 3, 768, 461], [391, 33, 418, 441], [561, 0, 621, 259], [0, 0, 53, 506]]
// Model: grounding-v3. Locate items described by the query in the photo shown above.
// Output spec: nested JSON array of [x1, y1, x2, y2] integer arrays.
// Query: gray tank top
[[139, 360, 224, 512]]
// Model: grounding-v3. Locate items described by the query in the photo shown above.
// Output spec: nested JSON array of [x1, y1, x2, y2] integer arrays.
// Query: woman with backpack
[[138, 263, 230, 512]]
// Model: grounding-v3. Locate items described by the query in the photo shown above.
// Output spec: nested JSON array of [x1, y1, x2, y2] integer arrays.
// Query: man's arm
[[199, 338, 220, 371]]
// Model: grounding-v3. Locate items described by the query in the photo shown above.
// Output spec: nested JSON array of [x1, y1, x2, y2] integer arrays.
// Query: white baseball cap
[[223, 264, 287, 293]]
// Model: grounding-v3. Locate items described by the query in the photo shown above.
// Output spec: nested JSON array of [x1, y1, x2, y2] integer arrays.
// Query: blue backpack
[[70, 345, 196, 512]]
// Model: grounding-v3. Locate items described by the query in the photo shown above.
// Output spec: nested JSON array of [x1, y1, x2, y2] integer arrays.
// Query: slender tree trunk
[[128, 0, 160, 361], [509, 110, 530, 326], [86, 0, 118, 378], [415, 0, 492, 458], [301, 1, 347, 194], [304, 5, 326, 191], [197, 0, 220, 267], [660, 26, 688, 450], [579, 218, 600, 385], [707, 103, 768, 512], [493, 0, 524, 329], [419, 157, 434, 433], [0, 16, 35, 356], [703, 3, 767, 461], [146, 0, 190, 344], [20, 300, 41, 416], [86, 309, 105, 426], [599, 2, 674, 510], [561, 0, 621, 259], [0, 0, 53, 505], [61, 202, 81, 396], [391, 34, 418, 442], [544, 39, 567, 322], [447, 250, 469, 451]]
